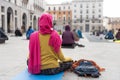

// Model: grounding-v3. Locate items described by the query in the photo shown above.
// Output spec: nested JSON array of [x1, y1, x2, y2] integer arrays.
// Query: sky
[[45, 0, 120, 17]]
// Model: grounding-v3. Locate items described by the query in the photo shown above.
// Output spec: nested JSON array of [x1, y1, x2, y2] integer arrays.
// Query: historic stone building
[[103, 17, 120, 32], [0, 0, 45, 33], [45, 3, 72, 31], [72, 0, 103, 32], [46, 0, 104, 32]]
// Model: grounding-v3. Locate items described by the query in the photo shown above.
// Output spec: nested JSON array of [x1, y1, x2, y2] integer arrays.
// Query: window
[[59, 7, 61, 10], [99, 4, 101, 7], [74, 15, 76, 18], [30, 15, 32, 20], [80, 26, 83, 31], [63, 6, 65, 9], [15, 0, 17, 4], [54, 7, 56, 11], [59, 12, 61, 14], [92, 20, 95, 23], [80, 19, 83, 23], [1, 6, 5, 12], [92, 26, 95, 30], [68, 6, 70, 9], [99, 15, 101, 18], [63, 11, 65, 14], [15, 10, 17, 15], [63, 17, 65, 21], [9, 0, 11, 2], [80, 10, 82, 14], [92, 4, 95, 8], [86, 15, 88, 19], [74, 10, 76, 13], [86, 10, 88, 14], [80, 15, 82, 23], [80, 15, 82, 19], [68, 11, 70, 14], [80, 4, 82, 8], [74, 20, 76, 23], [68, 17, 70, 20], [86, 20, 89, 22], [99, 20, 101, 23], [92, 11, 95, 13], [74, 4, 76, 7], [86, 4, 88, 8], [48, 7, 50, 10], [99, 9, 101, 12], [59, 17, 61, 20], [92, 15, 95, 19]]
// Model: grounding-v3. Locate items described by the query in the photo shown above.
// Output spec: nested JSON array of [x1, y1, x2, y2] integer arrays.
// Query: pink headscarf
[[39, 13, 62, 53], [28, 13, 61, 74]]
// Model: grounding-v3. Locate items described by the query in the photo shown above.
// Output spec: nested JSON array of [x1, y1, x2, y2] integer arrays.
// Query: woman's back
[[62, 31, 74, 44], [39, 34, 60, 70]]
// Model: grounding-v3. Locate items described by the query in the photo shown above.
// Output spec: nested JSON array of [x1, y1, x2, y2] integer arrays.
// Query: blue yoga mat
[[12, 69, 64, 80]]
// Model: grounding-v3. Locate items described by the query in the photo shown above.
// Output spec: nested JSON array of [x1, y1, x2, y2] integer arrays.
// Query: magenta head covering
[[38, 13, 53, 34]]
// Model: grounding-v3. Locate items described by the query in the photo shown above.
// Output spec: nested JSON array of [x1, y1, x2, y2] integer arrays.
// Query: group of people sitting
[[104, 29, 120, 40], [21, 13, 103, 76], [14, 26, 34, 40]]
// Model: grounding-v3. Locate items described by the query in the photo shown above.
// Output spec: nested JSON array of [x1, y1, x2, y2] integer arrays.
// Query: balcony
[[22, 0, 29, 4], [33, 3, 44, 11]]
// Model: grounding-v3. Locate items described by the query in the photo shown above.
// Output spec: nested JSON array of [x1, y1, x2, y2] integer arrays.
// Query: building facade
[[103, 17, 120, 32], [72, 0, 103, 32], [45, 0, 104, 32], [0, 0, 45, 33], [45, 3, 72, 31]]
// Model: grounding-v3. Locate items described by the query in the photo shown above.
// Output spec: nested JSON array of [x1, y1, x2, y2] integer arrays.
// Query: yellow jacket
[[39, 34, 71, 70]]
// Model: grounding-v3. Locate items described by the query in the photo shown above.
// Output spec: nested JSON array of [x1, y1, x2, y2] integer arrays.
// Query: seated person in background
[[72, 29, 79, 41], [115, 29, 120, 40], [0, 27, 8, 40], [76, 29, 83, 38], [62, 25, 75, 47], [15, 28, 22, 36], [28, 13, 72, 75], [105, 30, 114, 39], [62, 26, 84, 48], [26, 26, 34, 39]]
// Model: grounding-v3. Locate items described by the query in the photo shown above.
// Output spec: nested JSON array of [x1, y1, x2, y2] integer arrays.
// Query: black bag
[[74, 60, 100, 78]]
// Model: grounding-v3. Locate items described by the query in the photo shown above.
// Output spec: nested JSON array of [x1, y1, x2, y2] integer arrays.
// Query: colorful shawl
[[28, 13, 61, 74]]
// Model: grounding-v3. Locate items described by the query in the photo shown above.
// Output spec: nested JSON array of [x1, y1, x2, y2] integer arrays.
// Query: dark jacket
[[105, 31, 114, 39], [62, 25, 74, 44], [115, 31, 120, 40]]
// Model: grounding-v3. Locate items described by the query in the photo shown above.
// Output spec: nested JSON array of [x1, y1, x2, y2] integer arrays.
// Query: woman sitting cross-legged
[[27, 13, 73, 75], [62, 25, 75, 48], [62, 25, 85, 48]]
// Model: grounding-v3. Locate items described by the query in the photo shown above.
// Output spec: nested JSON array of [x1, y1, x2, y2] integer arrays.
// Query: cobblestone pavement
[[0, 33, 120, 80]]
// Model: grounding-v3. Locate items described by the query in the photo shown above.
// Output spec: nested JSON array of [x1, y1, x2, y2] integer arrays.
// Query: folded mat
[[12, 69, 64, 80], [114, 40, 120, 43]]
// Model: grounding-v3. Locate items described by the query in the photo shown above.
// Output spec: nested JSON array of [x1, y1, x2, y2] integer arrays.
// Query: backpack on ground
[[72, 59, 105, 78]]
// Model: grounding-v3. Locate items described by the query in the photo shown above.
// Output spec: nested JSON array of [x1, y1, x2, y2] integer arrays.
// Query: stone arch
[[7, 7, 13, 33], [33, 16, 37, 30], [22, 13, 27, 32]]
